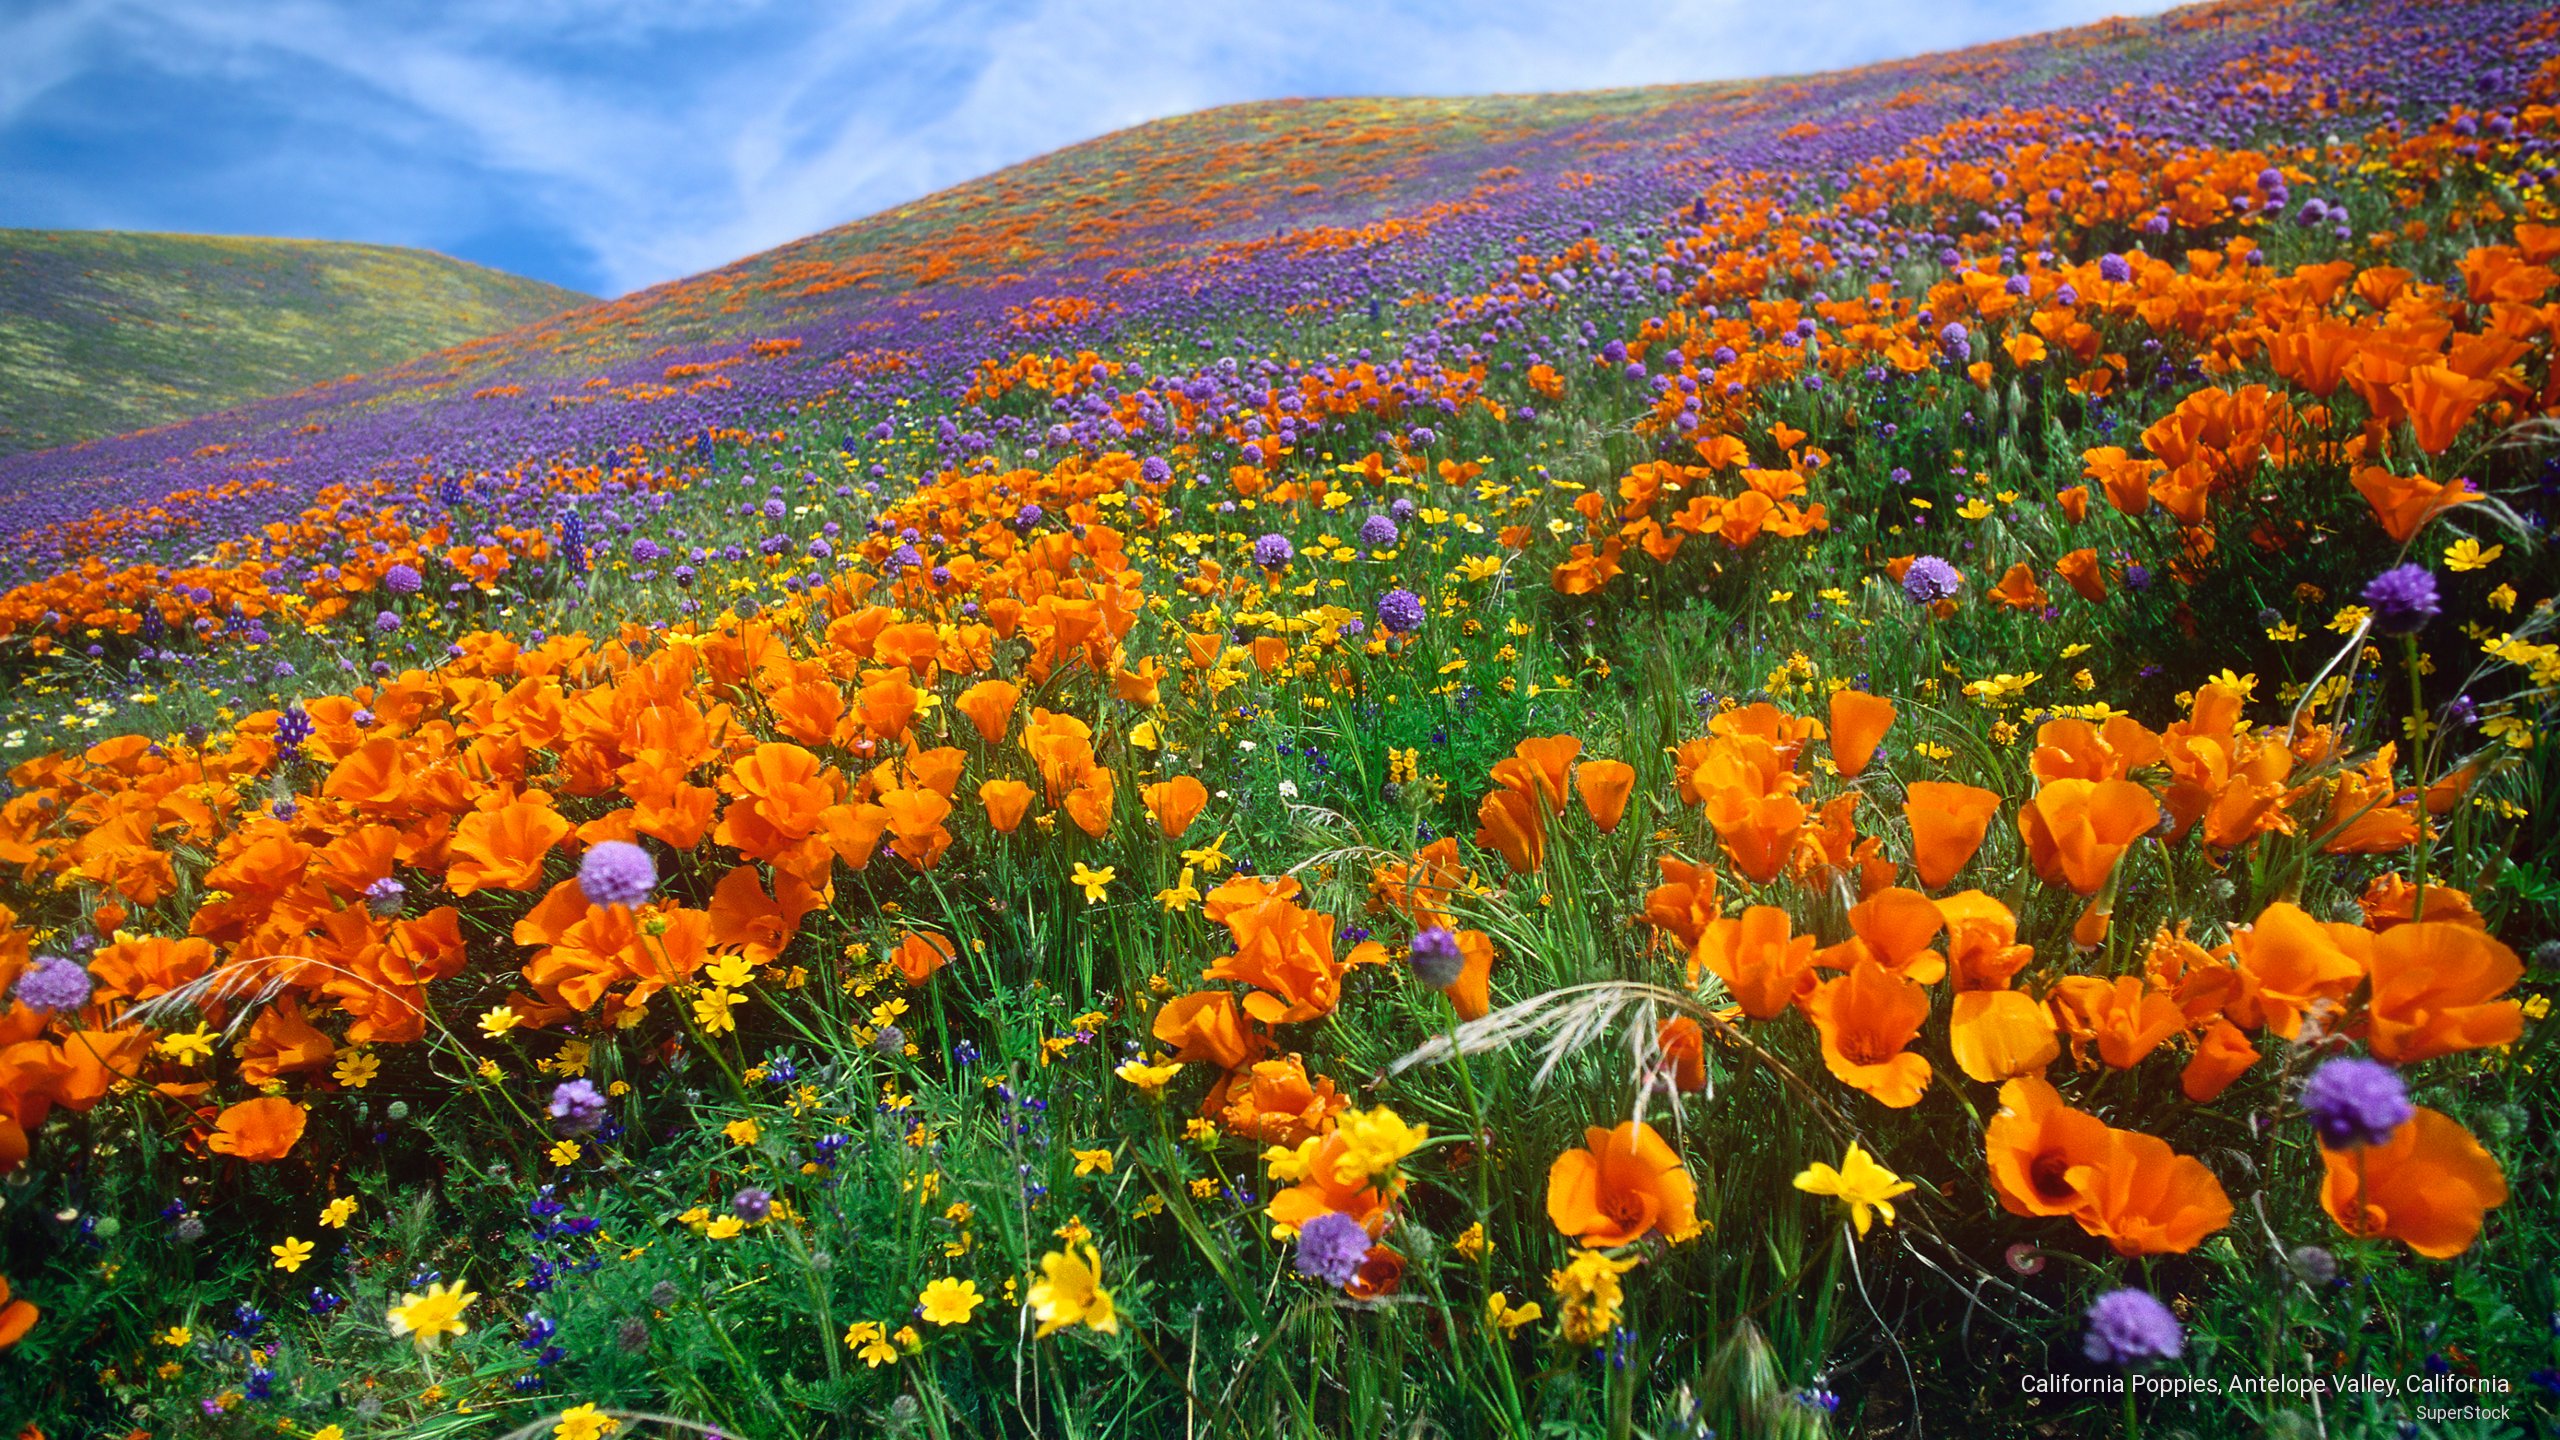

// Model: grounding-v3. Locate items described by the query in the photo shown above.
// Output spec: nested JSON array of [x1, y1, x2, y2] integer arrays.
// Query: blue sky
[[1, 0, 2178, 298]]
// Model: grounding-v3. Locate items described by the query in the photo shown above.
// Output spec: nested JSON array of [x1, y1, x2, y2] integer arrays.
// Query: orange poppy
[[1698, 754, 1809, 884], [2080, 446, 2160, 516], [1657, 1016, 1707, 1092], [891, 930, 956, 986], [1985, 1078, 2115, 1218], [1112, 656, 1166, 708], [1346, 1246, 1406, 1300], [1573, 759, 1636, 833], [1949, 990, 2060, 1084], [1709, 702, 1826, 763], [2364, 922, 2522, 1063], [2397, 363, 2495, 455], [855, 670, 921, 741], [1141, 775, 1209, 839], [1493, 735, 1581, 814], [1062, 770, 1115, 839], [2075, 1125, 2234, 1256], [2179, 1019, 2258, 1102], [235, 997, 337, 1089], [1988, 562, 2048, 611], [1545, 1120, 1702, 1246], [1802, 961, 1933, 1108], [1151, 989, 1270, 1071], [1815, 887, 1947, 985], [2017, 779, 2158, 894], [1827, 691, 1895, 779], [2226, 901, 2366, 1039], [703, 864, 821, 967], [2144, 925, 2241, 1024], [2049, 975, 2185, 1069], [2054, 548, 2105, 602], [1793, 792, 1897, 899], [1201, 876, 1344, 1024], [1643, 857, 1720, 949], [717, 742, 841, 872], [2356, 873, 2485, 932], [2351, 466, 2477, 543], [1265, 1131, 1399, 1236], [206, 1096, 307, 1162], [1693, 906, 1817, 1020], [879, 787, 954, 870], [1937, 890, 2033, 990], [898, 746, 967, 799], [446, 796, 572, 895], [816, 801, 891, 878], [1904, 781, 2001, 890], [0, 1274, 33, 1349], [2030, 716, 2162, 784], [1441, 928, 1499, 1022], [979, 778, 1034, 833], [1218, 1055, 1344, 1145], [2320, 1106, 2507, 1258], [1370, 837, 1467, 929], [1474, 786, 1547, 875]]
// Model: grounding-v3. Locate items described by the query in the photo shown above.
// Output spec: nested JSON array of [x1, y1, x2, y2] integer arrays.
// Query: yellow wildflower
[[1791, 1140, 1917, 1237], [918, 1277, 981, 1326]]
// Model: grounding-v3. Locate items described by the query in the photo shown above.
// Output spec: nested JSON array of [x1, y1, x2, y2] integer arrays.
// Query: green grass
[[0, 230, 589, 456]]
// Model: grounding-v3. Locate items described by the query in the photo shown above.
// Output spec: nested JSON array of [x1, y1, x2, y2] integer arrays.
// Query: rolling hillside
[[0, 229, 589, 456]]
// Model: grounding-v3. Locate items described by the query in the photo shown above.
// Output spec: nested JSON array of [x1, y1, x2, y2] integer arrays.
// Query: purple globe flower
[[2098, 252, 2133, 284], [382, 563, 423, 595], [548, 1078, 608, 1136], [2302, 1057, 2412, 1148], [2361, 564, 2440, 635], [373, 610, 403, 635], [1409, 926, 1465, 988], [578, 840, 657, 910], [1901, 555, 1962, 604], [1376, 588, 1425, 635], [14, 954, 93, 1014], [363, 876, 407, 919], [2083, 1288, 2183, 1366], [1252, 533, 1295, 570], [1358, 514, 1400, 548], [1294, 1210, 1371, 1288], [732, 1187, 773, 1221]]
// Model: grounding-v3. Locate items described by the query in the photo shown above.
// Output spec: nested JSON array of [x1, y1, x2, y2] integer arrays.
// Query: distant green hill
[[0, 230, 590, 456]]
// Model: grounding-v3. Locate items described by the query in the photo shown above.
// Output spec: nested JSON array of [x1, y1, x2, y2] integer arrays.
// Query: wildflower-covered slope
[[0, 230, 589, 458], [0, 1, 2557, 1437]]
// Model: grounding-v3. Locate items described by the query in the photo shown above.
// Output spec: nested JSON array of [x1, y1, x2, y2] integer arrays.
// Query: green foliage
[[0, 230, 588, 456]]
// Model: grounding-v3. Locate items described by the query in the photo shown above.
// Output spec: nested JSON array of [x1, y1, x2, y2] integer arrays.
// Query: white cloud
[[1, 0, 2181, 295]]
